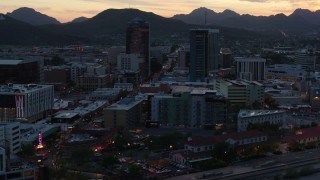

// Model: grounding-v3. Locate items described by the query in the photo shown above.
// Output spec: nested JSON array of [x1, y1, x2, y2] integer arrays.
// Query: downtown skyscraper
[[126, 17, 150, 77], [189, 29, 219, 82]]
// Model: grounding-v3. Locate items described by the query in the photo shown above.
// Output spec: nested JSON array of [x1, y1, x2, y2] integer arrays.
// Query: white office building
[[235, 57, 266, 81], [237, 110, 285, 132], [117, 53, 144, 72], [294, 50, 316, 71], [0, 122, 20, 155], [0, 84, 54, 123], [114, 83, 134, 91]]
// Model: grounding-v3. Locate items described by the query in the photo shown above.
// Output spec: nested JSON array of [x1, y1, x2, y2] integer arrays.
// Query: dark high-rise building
[[219, 48, 233, 68], [0, 59, 43, 84], [189, 29, 219, 82], [126, 17, 150, 77]]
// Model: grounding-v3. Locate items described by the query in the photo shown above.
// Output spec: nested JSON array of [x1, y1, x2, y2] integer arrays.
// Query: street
[[166, 148, 320, 180]]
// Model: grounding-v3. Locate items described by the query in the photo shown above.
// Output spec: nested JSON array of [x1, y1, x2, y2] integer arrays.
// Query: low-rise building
[[283, 126, 320, 144], [20, 123, 60, 145], [171, 130, 267, 167], [215, 79, 264, 106], [266, 64, 305, 81], [237, 109, 285, 132], [51, 112, 80, 124], [77, 74, 112, 91], [104, 97, 143, 129], [140, 83, 171, 94], [114, 83, 133, 91], [86, 88, 121, 101]]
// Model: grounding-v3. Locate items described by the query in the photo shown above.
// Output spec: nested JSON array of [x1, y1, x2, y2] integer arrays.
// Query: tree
[[102, 154, 118, 167], [170, 44, 179, 53], [284, 168, 299, 179], [197, 160, 226, 170], [21, 144, 35, 156], [128, 164, 142, 177], [147, 132, 185, 150], [264, 94, 278, 109], [213, 142, 229, 160], [150, 60, 162, 74], [114, 135, 132, 149], [287, 141, 303, 152], [71, 147, 93, 165]]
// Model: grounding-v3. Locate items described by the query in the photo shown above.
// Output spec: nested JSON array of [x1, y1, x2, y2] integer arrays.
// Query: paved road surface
[[166, 148, 320, 180]]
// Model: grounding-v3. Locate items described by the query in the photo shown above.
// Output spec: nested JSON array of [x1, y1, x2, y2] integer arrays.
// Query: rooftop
[[186, 130, 267, 147], [190, 29, 219, 33], [238, 109, 285, 118], [172, 86, 208, 93], [0, 84, 53, 94], [283, 126, 320, 142], [74, 101, 108, 116], [0, 59, 38, 65], [234, 57, 266, 62], [107, 97, 143, 111], [190, 89, 217, 95], [20, 123, 60, 143], [54, 112, 79, 119], [0, 121, 20, 126]]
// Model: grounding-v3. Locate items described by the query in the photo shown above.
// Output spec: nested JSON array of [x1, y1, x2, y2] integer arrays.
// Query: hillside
[[7, 7, 60, 25], [0, 14, 83, 45]]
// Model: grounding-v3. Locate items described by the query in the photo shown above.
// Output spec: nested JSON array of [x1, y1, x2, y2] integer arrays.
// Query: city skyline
[[1, 0, 320, 23]]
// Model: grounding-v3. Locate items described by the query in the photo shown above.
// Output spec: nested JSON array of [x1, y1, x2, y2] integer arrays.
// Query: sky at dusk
[[1, 0, 320, 22]]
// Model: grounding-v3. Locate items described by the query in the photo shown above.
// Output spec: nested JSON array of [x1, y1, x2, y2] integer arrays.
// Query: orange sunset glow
[[1, 0, 319, 22]]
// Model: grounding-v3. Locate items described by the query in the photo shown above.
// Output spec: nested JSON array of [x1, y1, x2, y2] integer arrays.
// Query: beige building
[[77, 74, 112, 91], [104, 97, 143, 129], [215, 79, 264, 106]]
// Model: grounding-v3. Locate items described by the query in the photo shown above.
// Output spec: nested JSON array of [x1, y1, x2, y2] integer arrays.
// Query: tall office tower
[[0, 59, 44, 84], [219, 48, 233, 68], [235, 57, 266, 81], [294, 50, 316, 71], [189, 29, 219, 82], [126, 17, 150, 77]]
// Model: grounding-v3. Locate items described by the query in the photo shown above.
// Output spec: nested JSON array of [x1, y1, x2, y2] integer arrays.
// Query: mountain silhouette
[[0, 14, 85, 45], [7, 7, 60, 25], [172, 7, 320, 31], [71, 16, 89, 23]]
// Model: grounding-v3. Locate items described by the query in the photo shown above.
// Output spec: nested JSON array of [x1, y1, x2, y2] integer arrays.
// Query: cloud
[[65, 9, 100, 15], [239, 0, 268, 2]]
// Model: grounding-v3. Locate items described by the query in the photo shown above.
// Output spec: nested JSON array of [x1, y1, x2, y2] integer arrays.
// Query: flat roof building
[[237, 109, 285, 132], [235, 57, 266, 81], [0, 84, 54, 123], [215, 79, 264, 106], [0, 59, 44, 84], [0, 122, 20, 155], [104, 97, 143, 129]]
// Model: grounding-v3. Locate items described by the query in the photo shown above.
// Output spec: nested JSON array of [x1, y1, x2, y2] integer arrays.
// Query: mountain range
[[0, 8, 263, 45], [0, 14, 86, 45], [7, 7, 61, 25], [172, 7, 320, 31], [1, 7, 319, 45]]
